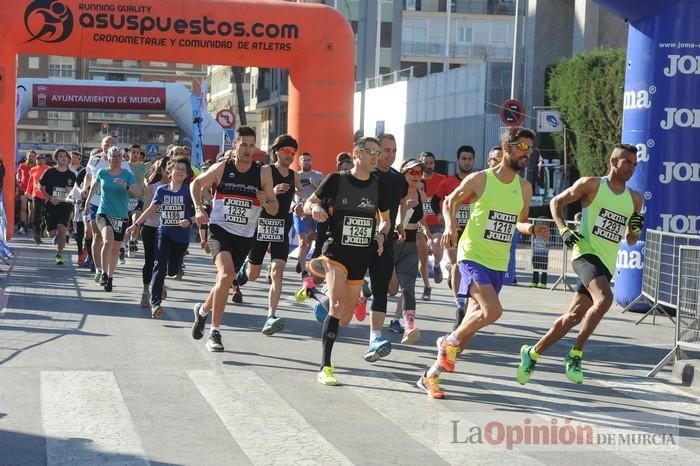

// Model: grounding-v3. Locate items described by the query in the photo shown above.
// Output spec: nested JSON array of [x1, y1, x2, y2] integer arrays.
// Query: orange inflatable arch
[[0, 0, 355, 237]]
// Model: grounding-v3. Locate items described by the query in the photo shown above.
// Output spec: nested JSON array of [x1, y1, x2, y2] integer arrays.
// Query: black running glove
[[560, 227, 583, 247], [629, 212, 644, 234]]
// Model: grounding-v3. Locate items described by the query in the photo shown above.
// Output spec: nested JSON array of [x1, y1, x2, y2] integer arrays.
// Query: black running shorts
[[44, 203, 71, 231], [96, 214, 128, 242], [208, 223, 253, 272], [572, 253, 612, 299]]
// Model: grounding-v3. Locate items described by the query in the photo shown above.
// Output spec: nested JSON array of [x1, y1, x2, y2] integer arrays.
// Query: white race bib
[[107, 216, 125, 233], [256, 218, 285, 242], [341, 216, 373, 247], [52, 187, 69, 202], [483, 210, 517, 243], [161, 204, 185, 226], [593, 208, 627, 243], [423, 199, 433, 216], [128, 198, 140, 211], [456, 204, 470, 227], [223, 197, 251, 225]]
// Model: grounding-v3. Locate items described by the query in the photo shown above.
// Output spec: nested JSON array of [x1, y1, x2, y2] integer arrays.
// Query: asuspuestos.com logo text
[[77, 11, 298, 40]]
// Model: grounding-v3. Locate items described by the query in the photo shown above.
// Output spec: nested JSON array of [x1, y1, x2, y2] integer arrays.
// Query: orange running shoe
[[77, 250, 88, 267], [354, 296, 367, 321], [437, 336, 460, 373], [417, 372, 444, 399]]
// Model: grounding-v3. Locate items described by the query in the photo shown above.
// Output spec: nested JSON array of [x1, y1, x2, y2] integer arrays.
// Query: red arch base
[[0, 0, 354, 238]]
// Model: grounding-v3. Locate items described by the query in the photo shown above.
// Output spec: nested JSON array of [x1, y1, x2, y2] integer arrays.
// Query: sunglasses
[[509, 141, 534, 152], [361, 148, 381, 156], [406, 168, 423, 176], [278, 147, 296, 156]]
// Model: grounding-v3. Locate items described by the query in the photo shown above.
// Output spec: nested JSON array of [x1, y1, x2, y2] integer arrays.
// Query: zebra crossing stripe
[[339, 372, 544, 465], [188, 370, 352, 465], [41, 371, 148, 466]]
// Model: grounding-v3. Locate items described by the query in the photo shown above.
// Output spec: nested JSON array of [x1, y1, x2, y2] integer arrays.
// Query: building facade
[[244, 0, 515, 149], [16, 56, 206, 158]]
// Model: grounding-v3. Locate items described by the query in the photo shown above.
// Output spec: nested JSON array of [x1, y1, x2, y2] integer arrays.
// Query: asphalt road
[[0, 236, 698, 465]]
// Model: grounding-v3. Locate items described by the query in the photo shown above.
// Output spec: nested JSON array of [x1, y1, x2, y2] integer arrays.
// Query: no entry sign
[[500, 99, 526, 127]]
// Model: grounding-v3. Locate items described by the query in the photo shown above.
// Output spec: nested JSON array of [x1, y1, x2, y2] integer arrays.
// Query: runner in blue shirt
[[127, 156, 195, 318]]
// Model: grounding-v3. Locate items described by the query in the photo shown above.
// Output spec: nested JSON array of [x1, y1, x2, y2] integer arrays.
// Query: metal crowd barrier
[[622, 229, 700, 325], [648, 245, 700, 377], [514, 218, 576, 291]]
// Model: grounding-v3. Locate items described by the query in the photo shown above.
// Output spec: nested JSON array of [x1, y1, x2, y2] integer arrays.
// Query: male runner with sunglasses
[[417, 127, 548, 398]]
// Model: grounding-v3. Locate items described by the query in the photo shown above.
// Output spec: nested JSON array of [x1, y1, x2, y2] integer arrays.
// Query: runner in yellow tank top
[[517, 144, 644, 386], [417, 127, 549, 399]]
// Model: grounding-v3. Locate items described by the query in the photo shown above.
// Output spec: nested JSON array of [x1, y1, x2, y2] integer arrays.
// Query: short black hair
[[456, 145, 475, 158], [52, 148, 69, 161], [489, 146, 502, 153], [614, 143, 638, 154], [419, 151, 436, 161], [236, 126, 256, 140], [129, 144, 141, 150]]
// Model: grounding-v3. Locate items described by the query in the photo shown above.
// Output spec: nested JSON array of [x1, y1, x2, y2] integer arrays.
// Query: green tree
[[546, 48, 626, 177]]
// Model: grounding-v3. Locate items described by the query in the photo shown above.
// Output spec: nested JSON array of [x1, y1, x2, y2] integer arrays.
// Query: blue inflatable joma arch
[[593, 0, 700, 308]]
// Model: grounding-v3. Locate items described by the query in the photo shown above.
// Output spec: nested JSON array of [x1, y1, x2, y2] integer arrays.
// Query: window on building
[[53, 132, 76, 144], [176, 63, 194, 68], [380, 22, 392, 48], [28, 56, 40, 69], [491, 22, 509, 44], [404, 24, 427, 42], [122, 60, 138, 67], [27, 111, 39, 119], [148, 132, 166, 144], [150, 62, 168, 67], [472, 22, 490, 44], [113, 126, 140, 143], [106, 73, 126, 81], [95, 58, 113, 65], [457, 24, 473, 43], [47, 111, 74, 130], [405, 0, 420, 11], [48, 64, 74, 78]]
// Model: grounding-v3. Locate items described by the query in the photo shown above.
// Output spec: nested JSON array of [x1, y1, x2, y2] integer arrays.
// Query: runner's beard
[[507, 156, 528, 171]]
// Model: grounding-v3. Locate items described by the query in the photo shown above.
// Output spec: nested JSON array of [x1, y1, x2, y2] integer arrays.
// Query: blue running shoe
[[388, 319, 404, 333], [364, 337, 392, 363], [313, 301, 328, 322]]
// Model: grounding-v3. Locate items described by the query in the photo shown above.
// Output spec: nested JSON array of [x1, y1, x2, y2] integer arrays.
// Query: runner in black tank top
[[188, 126, 279, 353], [303, 137, 392, 387], [237, 135, 306, 336]]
